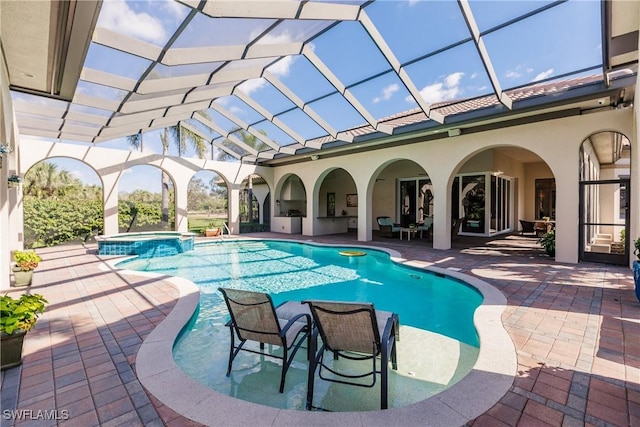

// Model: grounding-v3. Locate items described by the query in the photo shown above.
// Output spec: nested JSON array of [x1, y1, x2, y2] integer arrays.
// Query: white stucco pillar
[[431, 178, 451, 250], [8, 182, 23, 250], [631, 67, 640, 268], [174, 178, 188, 232], [553, 171, 579, 264], [228, 185, 240, 234], [102, 174, 120, 235], [0, 164, 8, 289], [359, 180, 371, 241]]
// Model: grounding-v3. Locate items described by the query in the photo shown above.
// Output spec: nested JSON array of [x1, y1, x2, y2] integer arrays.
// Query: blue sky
[[81, 0, 602, 148], [18, 0, 604, 192]]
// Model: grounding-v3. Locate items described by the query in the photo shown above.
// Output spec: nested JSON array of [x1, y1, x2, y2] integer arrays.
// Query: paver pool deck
[[1, 232, 638, 426]]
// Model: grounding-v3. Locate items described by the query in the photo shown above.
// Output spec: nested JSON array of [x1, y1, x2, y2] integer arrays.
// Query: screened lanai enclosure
[[7, 0, 622, 156], [0, 0, 638, 272]]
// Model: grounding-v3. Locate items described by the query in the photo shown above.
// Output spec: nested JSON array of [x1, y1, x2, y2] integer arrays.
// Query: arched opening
[[22, 158, 103, 248], [274, 174, 307, 234], [187, 170, 228, 235], [239, 173, 270, 233], [371, 159, 431, 241], [315, 168, 358, 235], [452, 147, 549, 237], [579, 131, 631, 265], [117, 165, 175, 232]]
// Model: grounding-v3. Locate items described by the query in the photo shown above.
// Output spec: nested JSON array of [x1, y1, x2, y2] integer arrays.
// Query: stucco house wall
[[1, 80, 638, 288]]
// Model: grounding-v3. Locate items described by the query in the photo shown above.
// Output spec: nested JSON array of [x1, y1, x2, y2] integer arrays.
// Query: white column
[[0, 162, 8, 289], [102, 174, 120, 235], [174, 177, 189, 232], [631, 60, 640, 268], [431, 180, 451, 250], [228, 185, 240, 234]]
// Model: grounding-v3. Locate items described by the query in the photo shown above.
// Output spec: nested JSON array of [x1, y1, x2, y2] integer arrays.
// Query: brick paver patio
[[1, 233, 638, 426]]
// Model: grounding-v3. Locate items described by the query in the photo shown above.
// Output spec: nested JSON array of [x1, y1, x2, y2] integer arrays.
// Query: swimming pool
[[120, 239, 485, 411]]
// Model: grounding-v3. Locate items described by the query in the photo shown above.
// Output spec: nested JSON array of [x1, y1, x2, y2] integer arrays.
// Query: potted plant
[[539, 230, 555, 258], [1, 293, 48, 370], [12, 250, 42, 287], [633, 237, 640, 302], [204, 222, 221, 237]]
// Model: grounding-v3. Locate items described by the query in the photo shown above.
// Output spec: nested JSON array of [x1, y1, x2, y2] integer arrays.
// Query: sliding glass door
[[398, 178, 433, 227], [453, 172, 514, 235]]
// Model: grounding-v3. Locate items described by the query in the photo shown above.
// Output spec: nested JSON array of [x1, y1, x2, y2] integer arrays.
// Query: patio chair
[[519, 220, 536, 236], [218, 287, 311, 393], [534, 221, 551, 237], [302, 300, 399, 410], [417, 216, 433, 239], [377, 216, 402, 238], [451, 218, 463, 241]]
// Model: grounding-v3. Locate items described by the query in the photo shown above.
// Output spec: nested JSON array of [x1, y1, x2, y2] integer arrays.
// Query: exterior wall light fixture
[[8, 174, 22, 188]]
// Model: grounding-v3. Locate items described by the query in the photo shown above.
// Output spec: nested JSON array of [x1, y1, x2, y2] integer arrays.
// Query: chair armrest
[[280, 313, 311, 335]]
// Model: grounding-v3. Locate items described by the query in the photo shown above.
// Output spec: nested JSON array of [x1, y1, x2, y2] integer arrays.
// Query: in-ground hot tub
[[96, 231, 196, 258]]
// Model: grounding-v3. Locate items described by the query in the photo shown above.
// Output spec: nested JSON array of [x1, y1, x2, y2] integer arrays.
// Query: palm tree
[[127, 124, 208, 229], [24, 162, 61, 198], [215, 129, 270, 161], [224, 131, 271, 224], [24, 161, 92, 200]]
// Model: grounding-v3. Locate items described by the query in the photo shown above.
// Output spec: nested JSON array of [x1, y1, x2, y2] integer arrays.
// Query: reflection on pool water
[[119, 240, 483, 411]]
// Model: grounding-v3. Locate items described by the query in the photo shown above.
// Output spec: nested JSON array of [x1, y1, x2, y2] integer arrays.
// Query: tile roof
[[304, 74, 605, 150]]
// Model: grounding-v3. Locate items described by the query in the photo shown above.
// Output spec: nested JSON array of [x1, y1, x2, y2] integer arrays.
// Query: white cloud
[[445, 72, 463, 88], [408, 0, 423, 6], [256, 30, 293, 45], [533, 68, 554, 82], [237, 56, 297, 95], [269, 55, 296, 78], [161, 0, 185, 22], [238, 78, 267, 95], [406, 72, 464, 104], [229, 106, 245, 116], [373, 83, 399, 103], [98, 0, 166, 45], [506, 66, 536, 80]]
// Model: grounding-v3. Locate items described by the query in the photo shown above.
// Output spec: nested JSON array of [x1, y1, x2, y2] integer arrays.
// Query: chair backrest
[[534, 221, 548, 233], [304, 300, 380, 355], [377, 217, 392, 227], [451, 218, 463, 239], [219, 288, 282, 345], [519, 220, 535, 232]]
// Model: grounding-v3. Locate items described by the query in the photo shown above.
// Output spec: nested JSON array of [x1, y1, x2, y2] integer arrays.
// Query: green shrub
[[538, 230, 555, 257], [0, 293, 48, 334], [13, 250, 42, 271]]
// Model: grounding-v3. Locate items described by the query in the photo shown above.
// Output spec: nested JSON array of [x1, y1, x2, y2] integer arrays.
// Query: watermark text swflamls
[[3, 409, 69, 421]]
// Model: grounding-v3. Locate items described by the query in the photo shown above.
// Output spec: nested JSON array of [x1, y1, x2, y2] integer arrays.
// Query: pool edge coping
[[103, 238, 517, 426]]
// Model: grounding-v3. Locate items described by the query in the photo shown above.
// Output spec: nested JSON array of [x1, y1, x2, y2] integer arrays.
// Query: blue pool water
[[118, 239, 484, 410], [120, 239, 482, 345]]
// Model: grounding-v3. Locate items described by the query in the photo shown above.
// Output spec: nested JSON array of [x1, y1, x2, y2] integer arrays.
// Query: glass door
[[398, 178, 433, 227], [579, 179, 629, 265], [399, 180, 417, 227], [461, 175, 485, 233], [491, 175, 512, 233]]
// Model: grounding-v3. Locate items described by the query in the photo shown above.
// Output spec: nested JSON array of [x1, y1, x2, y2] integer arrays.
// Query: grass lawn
[[188, 214, 227, 233]]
